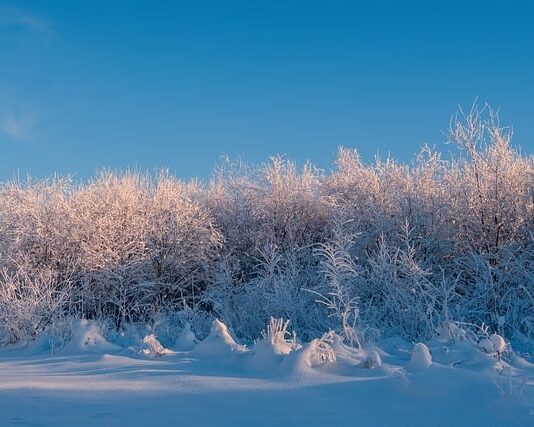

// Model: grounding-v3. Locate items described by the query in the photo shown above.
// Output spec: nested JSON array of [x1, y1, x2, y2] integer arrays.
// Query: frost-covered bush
[[0, 103, 532, 345], [312, 223, 362, 348], [142, 334, 165, 357], [69, 171, 221, 326], [259, 317, 298, 353], [308, 331, 337, 365], [0, 171, 220, 337], [363, 229, 443, 340], [0, 268, 73, 344], [204, 244, 327, 341]]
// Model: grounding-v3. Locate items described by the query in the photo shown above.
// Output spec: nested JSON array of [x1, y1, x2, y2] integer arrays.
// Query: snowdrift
[[0, 319, 532, 426], [60, 320, 120, 354]]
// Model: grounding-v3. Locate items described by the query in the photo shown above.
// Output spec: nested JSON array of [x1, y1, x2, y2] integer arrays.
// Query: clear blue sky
[[1, 0, 533, 181]]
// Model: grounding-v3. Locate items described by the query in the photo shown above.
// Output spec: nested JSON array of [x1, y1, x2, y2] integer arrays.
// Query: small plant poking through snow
[[194, 319, 247, 357], [259, 317, 298, 354], [479, 334, 507, 356], [248, 318, 300, 370], [362, 350, 382, 369], [313, 226, 362, 350], [493, 366, 529, 398], [308, 331, 336, 366], [142, 334, 165, 357]]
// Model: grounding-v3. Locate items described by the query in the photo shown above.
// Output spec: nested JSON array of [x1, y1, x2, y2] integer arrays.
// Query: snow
[[192, 319, 248, 359], [0, 321, 533, 426], [142, 334, 174, 357], [61, 319, 120, 354], [174, 322, 197, 351], [408, 343, 433, 370], [490, 334, 507, 353], [362, 350, 382, 369]]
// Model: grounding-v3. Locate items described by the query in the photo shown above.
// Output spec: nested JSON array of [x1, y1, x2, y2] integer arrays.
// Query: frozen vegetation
[[0, 104, 533, 425]]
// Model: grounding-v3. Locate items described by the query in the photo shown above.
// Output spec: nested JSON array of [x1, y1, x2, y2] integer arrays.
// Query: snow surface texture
[[0, 320, 533, 427]]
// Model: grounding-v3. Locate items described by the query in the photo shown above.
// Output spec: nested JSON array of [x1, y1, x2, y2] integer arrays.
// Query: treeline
[[0, 104, 533, 344]]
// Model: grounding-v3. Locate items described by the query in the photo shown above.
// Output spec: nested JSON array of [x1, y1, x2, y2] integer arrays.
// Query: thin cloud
[[0, 114, 32, 140], [0, 6, 51, 33], [0, 6, 51, 142]]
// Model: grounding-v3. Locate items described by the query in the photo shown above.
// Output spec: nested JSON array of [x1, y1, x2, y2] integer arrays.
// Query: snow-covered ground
[[0, 320, 533, 427]]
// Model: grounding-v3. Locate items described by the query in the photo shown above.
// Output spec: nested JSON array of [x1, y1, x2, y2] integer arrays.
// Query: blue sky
[[1, 1, 533, 181]]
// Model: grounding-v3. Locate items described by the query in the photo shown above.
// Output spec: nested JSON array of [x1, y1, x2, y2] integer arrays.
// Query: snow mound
[[308, 335, 336, 366], [361, 350, 382, 369], [142, 334, 173, 357], [247, 318, 298, 370], [478, 334, 506, 355], [408, 342, 432, 370], [260, 318, 296, 356], [281, 333, 335, 374], [248, 340, 285, 370], [330, 333, 362, 361], [193, 319, 247, 357], [62, 319, 119, 354], [174, 323, 197, 351]]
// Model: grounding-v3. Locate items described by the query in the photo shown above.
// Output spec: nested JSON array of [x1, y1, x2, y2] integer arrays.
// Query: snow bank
[[280, 333, 336, 375], [0, 320, 533, 427], [246, 318, 299, 370], [61, 320, 119, 354], [192, 319, 247, 358], [174, 323, 197, 351]]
